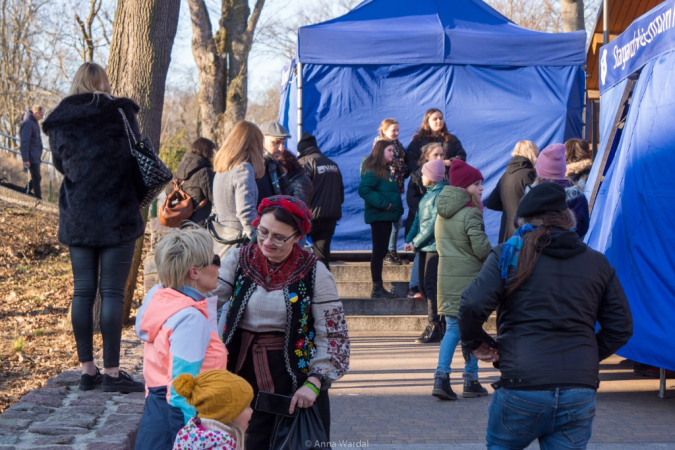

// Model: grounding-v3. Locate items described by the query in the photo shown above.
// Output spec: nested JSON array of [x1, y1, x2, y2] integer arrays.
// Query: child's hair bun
[[173, 373, 196, 399]]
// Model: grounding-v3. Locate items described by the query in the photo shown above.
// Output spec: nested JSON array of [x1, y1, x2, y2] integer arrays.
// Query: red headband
[[252, 195, 312, 237]]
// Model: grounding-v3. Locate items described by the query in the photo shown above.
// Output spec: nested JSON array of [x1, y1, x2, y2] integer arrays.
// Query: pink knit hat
[[536, 144, 567, 180], [421, 159, 446, 183]]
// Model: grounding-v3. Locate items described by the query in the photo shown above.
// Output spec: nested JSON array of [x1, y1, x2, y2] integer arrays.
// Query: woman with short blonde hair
[[211, 121, 265, 258], [485, 140, 539, 243]]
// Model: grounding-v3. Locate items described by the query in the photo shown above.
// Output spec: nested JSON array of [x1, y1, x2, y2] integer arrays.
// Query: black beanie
[[297, 131, 318, 154], [517, 183, 568, 218]]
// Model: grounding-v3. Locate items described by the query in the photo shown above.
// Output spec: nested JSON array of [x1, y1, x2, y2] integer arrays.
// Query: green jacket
[[358, 170, 404, 224], [405, 181, 445, 252], [435, 185, 492, 317]]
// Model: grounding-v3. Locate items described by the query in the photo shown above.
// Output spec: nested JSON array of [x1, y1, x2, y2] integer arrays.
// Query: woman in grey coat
[[211, 121, 266, 258]]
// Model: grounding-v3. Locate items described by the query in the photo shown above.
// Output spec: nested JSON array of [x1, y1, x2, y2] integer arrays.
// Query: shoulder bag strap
[[117, 108, 138, 153]]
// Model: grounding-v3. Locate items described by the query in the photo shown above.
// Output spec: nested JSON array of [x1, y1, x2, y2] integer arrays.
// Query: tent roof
[[297, 0, 586, 66]]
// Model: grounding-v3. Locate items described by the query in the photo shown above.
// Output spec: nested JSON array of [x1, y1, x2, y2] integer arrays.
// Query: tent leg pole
[[297, 62, 303, 140], [659, 368, 667, 399]]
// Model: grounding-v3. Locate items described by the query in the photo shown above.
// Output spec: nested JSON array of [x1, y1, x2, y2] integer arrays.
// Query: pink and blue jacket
[[136, 285, 228, 423]]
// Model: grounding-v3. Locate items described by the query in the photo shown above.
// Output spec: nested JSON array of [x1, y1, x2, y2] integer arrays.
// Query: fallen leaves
[[0, 200, 149, 413]]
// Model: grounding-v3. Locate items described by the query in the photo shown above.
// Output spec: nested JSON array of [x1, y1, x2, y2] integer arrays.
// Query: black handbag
[[269, 404, 327, 450], [119, 108, 172, 208]]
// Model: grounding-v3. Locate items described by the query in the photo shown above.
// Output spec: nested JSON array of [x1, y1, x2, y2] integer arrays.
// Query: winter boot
[[383, 251, 402, 265], [371, 281, 396, 299], [432, 373, 457, 401], [415, 323, 442, 344], [462, 379, 488, 398]]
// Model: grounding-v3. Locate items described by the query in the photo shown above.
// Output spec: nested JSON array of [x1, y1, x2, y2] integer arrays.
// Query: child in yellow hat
[[172, 370, 254, 450]]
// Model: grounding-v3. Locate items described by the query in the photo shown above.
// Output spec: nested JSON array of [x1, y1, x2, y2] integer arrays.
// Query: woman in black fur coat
[[42, 62, 144, 393]]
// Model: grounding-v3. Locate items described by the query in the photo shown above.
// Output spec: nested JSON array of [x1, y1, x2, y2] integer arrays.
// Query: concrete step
[[336, 281, 409, 298], [342, 297, 427, 315], [346, 314, 497, 332], [331, 261, 413, 282]]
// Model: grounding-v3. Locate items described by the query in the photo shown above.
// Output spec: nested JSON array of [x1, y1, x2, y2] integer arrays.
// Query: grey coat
[[212, 162, 258, 240]]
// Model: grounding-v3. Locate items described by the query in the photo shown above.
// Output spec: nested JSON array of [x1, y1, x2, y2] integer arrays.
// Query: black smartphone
[[255, 391, 298, 418]]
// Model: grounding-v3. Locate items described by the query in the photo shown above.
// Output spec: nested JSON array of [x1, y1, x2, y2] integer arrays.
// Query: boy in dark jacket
[[297, 132, 344, 269]]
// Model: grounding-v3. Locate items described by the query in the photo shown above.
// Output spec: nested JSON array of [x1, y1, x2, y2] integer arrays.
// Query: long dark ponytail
[[506, 209, 577, 294]]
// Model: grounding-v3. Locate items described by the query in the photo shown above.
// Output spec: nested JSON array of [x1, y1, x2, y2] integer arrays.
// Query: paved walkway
[[330, 332, 675, 449]]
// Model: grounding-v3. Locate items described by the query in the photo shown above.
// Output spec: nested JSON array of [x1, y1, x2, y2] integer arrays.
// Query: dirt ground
[[0, 199, 148, 412]]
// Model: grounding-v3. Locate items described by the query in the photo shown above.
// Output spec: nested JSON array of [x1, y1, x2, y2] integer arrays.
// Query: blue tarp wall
[[279, 0, 586, 249], [585, 0, 675, 371]]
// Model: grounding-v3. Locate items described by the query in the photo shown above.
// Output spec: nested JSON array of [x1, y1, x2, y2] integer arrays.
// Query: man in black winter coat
[[257, 121, 292, 206], [297, 131, 344, 270], [20, 105, 45, 199], [458, 183, 632, 449]]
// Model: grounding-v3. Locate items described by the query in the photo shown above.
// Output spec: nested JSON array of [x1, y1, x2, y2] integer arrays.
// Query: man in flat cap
[[257, 121, 292, 206]]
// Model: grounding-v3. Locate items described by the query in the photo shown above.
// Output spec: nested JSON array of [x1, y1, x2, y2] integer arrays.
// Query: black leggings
[[418, 251, 440, 325], [370, 221, 393, 283], [69, 240, 136, 368]]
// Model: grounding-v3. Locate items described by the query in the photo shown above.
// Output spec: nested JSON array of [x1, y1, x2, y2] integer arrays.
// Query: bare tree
[[187, 0, 266, 144], [74, 0, 103, 62], [107, 0, 181, 324], [561, 0, 585, 32]]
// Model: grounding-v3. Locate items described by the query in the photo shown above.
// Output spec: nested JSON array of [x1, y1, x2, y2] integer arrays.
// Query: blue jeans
[[409, 253, 420, 289], [436, 317, 479, 380], [487, 387, 596, 450], [388, 217, 403, 251]]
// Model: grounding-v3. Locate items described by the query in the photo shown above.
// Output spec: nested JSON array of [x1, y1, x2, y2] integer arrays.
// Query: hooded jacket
[[358, 170, 404, 224], [405, 181, 445, 252], [42, 93, 145, 247], [136, 286, 228, 423], [297, 135, 344, 221], [458, 229, 633, 390], [173, 418, 237, 450], [566, 159, 593, 188], [435, 186, 492, 317], [524, 179, 590, 239], [166, 153, 214, 225], [485, 156, 536, 243]]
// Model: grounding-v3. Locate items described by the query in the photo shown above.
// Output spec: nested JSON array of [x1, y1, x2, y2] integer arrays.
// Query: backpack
[[159, 179, 207, 227]]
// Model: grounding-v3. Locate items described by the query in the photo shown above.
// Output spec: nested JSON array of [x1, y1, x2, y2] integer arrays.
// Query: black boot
[[462, 379, 488, 398], [415, 323, 442, 344], [432, 373, 457, 401], [371, 281, 396, 299], [383, 251, 402, 265]]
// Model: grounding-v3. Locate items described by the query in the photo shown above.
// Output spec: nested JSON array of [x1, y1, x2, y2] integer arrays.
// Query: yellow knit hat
[[173, 370, 254, 424]]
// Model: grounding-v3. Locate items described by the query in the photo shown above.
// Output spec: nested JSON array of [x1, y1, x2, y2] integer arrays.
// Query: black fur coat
[[42, 94, 145, 247]]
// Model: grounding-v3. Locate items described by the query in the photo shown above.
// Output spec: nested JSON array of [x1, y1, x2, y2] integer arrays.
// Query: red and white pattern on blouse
[[323, 307, 350, 378]]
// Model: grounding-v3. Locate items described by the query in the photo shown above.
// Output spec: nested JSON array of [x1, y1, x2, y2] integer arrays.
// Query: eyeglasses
[[199, 254, 220, 267], [256, 227, 297, 247]]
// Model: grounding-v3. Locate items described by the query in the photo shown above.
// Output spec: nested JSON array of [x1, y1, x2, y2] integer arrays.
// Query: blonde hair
[[511, 140, 540, 166], [213, 121, 265, 179], [378, 118, 398, 139], [155, 228, 213, 289], [69, 62, 112, 96]]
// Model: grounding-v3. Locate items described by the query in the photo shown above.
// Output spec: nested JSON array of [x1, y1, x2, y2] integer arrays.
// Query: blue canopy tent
[[279, 0, 586, 249], [586, 0, 675, 373]]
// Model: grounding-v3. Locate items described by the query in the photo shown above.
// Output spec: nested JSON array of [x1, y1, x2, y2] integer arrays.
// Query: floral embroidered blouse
[[212, 247, 350, 385]]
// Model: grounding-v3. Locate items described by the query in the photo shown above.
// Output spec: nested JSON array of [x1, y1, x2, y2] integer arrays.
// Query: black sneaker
[[462, 380, 488, 398], [415, 324, 442, 344], [79, 367, 103, 391], [102, 370, 145, 393]]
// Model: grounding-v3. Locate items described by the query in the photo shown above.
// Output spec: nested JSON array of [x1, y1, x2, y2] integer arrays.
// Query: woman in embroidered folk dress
[[211, 195, 350, 449]]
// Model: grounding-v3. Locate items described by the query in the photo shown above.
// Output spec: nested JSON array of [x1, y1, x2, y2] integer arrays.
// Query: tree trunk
[[187, 0, 265, 144], [561, 0, 585, 32], [106, 0, 180, 326]]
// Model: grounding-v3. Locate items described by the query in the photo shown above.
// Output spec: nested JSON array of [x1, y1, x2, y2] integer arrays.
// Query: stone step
[[342, 297, 427, 315], [346, 314, 497, 332], [331, 261, 413, 282], [336, 281, 409, 298]]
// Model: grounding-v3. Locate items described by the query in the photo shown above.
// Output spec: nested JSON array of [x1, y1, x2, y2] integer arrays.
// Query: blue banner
[[600, 0, 675, 94]]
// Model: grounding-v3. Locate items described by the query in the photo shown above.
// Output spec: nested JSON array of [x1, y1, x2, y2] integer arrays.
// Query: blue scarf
[[499, 224, 537, 281]]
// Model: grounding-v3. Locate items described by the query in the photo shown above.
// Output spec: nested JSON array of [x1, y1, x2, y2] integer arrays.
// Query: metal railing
[[0, 131, 53, 166]]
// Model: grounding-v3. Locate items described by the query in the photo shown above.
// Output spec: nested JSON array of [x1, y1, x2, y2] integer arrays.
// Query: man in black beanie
[[297, 131, 344, 270], [457, 182, 632, 449]]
